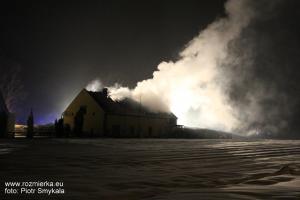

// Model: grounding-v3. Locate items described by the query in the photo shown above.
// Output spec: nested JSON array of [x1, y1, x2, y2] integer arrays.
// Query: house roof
[[86, 89, 177, 119], [0, 90, 8, 114]]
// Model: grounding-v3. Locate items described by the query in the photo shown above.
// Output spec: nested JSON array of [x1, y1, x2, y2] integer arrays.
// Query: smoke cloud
[[224, 0, 300, 137], [87, 0, 300, 137], [86, 79, 103, 92]]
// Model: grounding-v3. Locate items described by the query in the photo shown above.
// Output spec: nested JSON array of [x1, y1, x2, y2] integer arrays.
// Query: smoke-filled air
[[86, 0, 297, 136]]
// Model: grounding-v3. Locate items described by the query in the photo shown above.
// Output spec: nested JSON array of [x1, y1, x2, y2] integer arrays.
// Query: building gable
[[63, 89, 106, 135], [64, 89, 104, 115]]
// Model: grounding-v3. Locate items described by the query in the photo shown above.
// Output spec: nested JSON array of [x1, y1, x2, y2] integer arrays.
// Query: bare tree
[[0, 65, 26, 113]]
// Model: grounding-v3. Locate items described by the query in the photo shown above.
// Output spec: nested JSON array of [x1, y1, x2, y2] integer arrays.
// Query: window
[[112, 125, 121, 137], [79, 105, 87, 114], [148, 127, 153, 137], [130, 126, 135, 136]]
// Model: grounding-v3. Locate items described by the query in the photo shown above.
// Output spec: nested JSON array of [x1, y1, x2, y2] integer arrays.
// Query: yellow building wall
[[106, 114, 172, 137], [63, 89, 105, 136]]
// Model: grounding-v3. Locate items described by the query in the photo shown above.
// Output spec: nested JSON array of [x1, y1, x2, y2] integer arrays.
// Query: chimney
[[102, 88, 108, 98]]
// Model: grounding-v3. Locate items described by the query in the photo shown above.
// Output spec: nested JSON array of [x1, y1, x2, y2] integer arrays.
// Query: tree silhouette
[[54, 119, 58, 135], [0, 66, 26, 113], [0, 90, 8, 138], [26, 109, 34, 138], [54, 117, 64, 137]]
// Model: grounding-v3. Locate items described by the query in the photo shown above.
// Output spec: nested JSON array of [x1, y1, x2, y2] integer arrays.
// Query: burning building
[[0, 91, 15, 137], [63, 88, 177, 137]]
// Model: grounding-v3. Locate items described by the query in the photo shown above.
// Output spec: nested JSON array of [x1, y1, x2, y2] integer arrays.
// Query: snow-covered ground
[[0, 139, 299, 199]]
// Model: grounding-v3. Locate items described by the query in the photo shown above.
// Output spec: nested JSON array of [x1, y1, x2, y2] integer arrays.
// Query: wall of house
[[63, 89, 105, 136], [105, 114, 175, 138]]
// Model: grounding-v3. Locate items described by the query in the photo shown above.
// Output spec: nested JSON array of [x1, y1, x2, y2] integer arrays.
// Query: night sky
[[0, 0, 225, 124]]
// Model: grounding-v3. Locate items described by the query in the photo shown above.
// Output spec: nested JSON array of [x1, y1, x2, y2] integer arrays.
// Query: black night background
[[0, 0, 225, 124]]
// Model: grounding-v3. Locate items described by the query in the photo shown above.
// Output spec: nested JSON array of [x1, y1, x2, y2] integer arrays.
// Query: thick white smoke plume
[[86, 79, 103, 92], [87, 0, 256, 132]]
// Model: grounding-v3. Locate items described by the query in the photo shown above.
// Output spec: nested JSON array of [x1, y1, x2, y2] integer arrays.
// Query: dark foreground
[[0, 139, 300, 200]]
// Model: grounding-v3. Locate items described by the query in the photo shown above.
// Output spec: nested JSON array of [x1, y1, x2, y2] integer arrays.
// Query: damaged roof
[[87, 89, 177, 119]]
